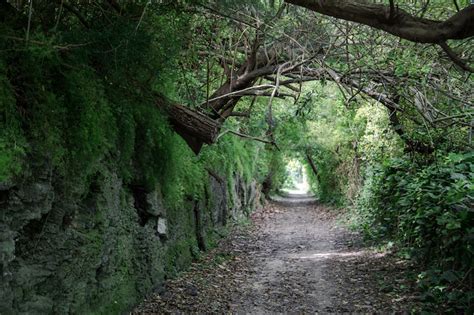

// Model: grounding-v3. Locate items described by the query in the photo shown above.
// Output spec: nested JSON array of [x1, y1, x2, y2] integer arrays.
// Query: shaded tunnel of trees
[[0, 0, 473, 313]]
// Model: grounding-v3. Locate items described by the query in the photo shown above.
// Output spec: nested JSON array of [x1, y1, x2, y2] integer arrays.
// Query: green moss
[[0, 8, 189, 192], [0, 5, 266, 315], [0, 140, 25, 182], [89, 279, 137, 315], [164, 239, 198, 276], [205, 226, 230, 249], [0, 61, 26, 182]]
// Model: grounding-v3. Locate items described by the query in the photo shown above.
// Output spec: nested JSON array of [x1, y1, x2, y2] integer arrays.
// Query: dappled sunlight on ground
[[134, 199, 420, 314], [291, 250, 387, 261]]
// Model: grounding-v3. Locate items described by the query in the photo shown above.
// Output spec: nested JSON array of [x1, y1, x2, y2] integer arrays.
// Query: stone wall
[[0, 163, 262, 314]]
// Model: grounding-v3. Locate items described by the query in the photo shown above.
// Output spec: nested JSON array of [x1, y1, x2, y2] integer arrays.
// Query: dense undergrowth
[[0, 3, 269, 210], [1, 1, 472, 313], [0, 3, 274, 313], [303, 99, 473, 311], [277, 83, 473, 312], [354, 153, 474, 312]]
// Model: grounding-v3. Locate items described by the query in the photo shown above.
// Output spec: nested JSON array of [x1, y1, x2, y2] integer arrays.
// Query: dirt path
[[133, 199, 420, 314]]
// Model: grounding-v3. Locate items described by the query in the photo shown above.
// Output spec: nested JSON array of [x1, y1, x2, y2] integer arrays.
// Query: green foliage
[[0, 4, 191, 193], [264, 149, 287, 194], [161, 135, 208, 208], [305, 146, 343, 203], [63, 69, 117, 179], [0, 60, 26, 182], [290, 83, 401, 205], [0, 2, 267, 209], [0, 140, 25, 182], [355, 152, 474, 311], [200, 119, 267, 203]]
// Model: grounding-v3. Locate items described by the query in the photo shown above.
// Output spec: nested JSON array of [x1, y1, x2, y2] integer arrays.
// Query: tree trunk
[[305, 152, 321, 184], [261, 171, 273, 199], [193, 200, 207, 251], [158, 97, 221, 154]]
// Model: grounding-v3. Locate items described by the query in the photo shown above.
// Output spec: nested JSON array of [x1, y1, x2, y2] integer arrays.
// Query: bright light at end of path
[[281, 159, 311, 195]]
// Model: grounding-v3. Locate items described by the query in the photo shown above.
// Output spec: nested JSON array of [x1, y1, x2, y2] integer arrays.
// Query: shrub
[[355, 152, 474, 311]]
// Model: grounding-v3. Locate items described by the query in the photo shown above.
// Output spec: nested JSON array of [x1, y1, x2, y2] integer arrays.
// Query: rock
[[0, 181, 14, 191], [20, 295, 53, 314], [146, 188, 165, 217], [248, 180, 263, 211], [209, 175, 228, 226], [0, 227, 16, 264], [2, 161, 260, 314], [185, 284, 198, 296], [157, 218, 167, 237], [380, 285, 393, 293], [17, 182, 53, 204]]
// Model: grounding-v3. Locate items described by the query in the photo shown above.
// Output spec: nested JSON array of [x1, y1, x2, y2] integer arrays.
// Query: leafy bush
[[0, 4, 266, 211], [355, 152, 474, 311], [0, 62, 26, 182]]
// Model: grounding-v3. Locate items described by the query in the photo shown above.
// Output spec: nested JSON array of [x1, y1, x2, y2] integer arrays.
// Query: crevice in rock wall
[[193, 200, 207, 252], [215, 177, 228, 226], [1, 166, 261, 314], [262, 172, 273, 198], [61, 212, 74, 230], [0, 188, 10, 205], [131, 185, 152, 227], [14, 211, 50, 257], [82, 175, 101, 211]]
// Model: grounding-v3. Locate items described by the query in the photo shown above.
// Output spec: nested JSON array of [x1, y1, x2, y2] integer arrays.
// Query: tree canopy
[[0, 0, 473, 312]]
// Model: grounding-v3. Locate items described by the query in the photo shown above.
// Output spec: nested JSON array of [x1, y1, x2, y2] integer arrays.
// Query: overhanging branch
[[217, 129, 280, 149], [285, 0, 474, 43]]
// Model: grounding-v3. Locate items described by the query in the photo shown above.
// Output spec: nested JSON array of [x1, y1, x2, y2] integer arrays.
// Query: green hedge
[[355, 152, 474, 311]]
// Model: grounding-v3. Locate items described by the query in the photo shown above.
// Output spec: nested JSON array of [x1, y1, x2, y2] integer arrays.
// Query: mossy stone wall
[[0, 160, 261, 314]]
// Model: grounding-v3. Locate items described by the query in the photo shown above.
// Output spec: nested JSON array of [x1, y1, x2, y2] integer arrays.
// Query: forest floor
[[133, 197, 422, 314]]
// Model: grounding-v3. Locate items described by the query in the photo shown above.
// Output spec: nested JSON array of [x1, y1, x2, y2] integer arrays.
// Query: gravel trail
[[133, 198, 419, 314]]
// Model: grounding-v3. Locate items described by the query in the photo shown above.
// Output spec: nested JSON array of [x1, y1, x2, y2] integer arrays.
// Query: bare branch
[[229, 112, 250, 118], [217, 129, 280, 149], [453, 0, 460, 12], [388, 0, 395, 22], [201, 84, 277, 106], [439, 41, 474, 72], [62, 2, 90, 28]]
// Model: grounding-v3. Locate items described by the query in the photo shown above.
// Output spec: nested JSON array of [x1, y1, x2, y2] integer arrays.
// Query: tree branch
[[389, 109, 435, 154], [217, 129, 280, 149], [229, 112, 250, 118], [285, 0, 474, 43], [439, 41, 474, 72], [62, 2, 90, 29]]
